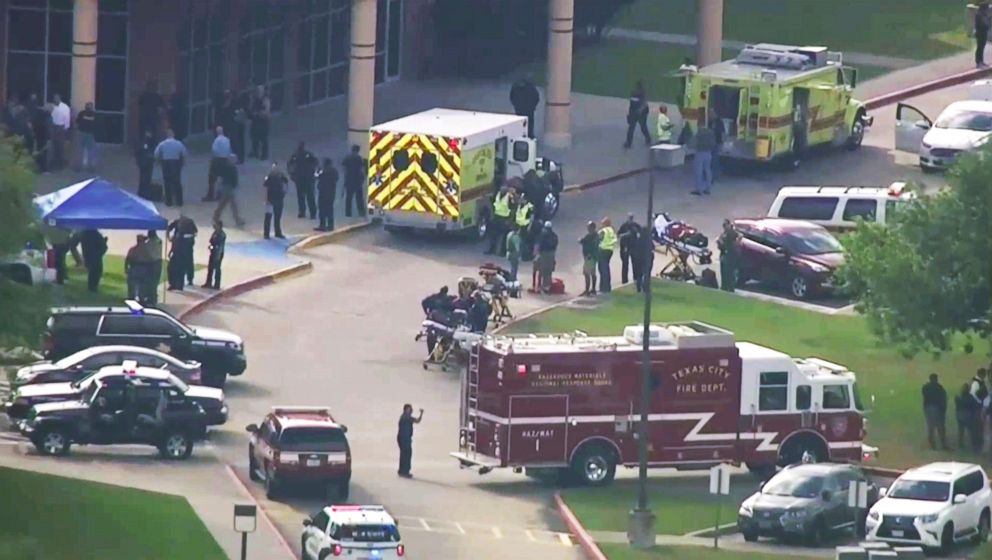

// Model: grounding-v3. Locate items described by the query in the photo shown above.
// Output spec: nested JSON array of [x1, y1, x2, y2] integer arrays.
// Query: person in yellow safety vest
[[486, 185, 513, 255], [598, 217, 617, 293], [655, 105, 673, 144], [515, 197, 535, 261]]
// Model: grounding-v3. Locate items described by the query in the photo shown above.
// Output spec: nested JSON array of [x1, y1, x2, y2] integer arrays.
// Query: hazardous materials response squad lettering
[[528, 371, 612, 388]]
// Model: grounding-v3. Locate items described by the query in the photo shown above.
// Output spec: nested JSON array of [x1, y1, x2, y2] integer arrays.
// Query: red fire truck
[[451, 322, 874, 485]]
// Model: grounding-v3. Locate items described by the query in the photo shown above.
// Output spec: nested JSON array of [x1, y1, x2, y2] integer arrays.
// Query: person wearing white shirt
[[49, 94, 70, 170]]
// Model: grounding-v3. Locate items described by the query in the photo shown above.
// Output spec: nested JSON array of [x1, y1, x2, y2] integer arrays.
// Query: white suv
[[866, 462, 991, 553], [766, 183, 915, 231], [301, 505, 405, 560]]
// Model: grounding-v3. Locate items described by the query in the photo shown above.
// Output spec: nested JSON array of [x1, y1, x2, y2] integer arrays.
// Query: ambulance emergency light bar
[[271, 406, 333, 416]]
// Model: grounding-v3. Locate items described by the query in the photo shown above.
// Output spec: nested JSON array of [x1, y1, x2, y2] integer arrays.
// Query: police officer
[[342, 145, 366, 218], [617, 213, 642, 287], [288, 141, 319, 219], [598, 217, 617, 293], [202, 220, 226, 290], [397, 404, 423, 478], [486, 186, 513, 255], [515, 194, 535, 261], [315, 157, 339, 232], [166, 212, 197, 288], [717, 220, 739, 292]]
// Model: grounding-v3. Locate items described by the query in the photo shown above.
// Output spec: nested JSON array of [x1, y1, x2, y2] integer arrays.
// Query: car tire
[[159, 431, 194, 460], [742, 529, 759, 543], [939, 522, 954, 556], [203, 371, 226, 388], [248, 446, 260, 481], [570, 444, 616, 487], [329, 480, 350, 503], [804, 517, 827, 547], [301, 538, 310, 560], [265, 468, 280, 500], [789, 274, 811, 300], [846, 113, 866, 150], [35, 428, 71, 456], [975, 510, 990, 544]]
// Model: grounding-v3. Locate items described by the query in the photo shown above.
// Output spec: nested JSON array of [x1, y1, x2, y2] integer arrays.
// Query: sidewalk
[[589, 530, 833, 558]]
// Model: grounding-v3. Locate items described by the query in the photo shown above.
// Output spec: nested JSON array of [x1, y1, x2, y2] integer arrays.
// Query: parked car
[[12, 345, 202, 388], [866, 462, 991, 554], [894, 100, 992, 171], [7, 363, 227, 425], [43, 300, 245, 387], [247, 407, 351, 500], [766, 183, 915, 231], [738, 463, 878, 546], [302, 505, 405, 560], [732, 218, 845, 299], [17, 373, 209, 459]]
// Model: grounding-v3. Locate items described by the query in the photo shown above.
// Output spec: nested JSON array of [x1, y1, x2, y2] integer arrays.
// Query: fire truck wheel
[[777, 435, 827, 467], [571, 444, 617, 486], [745, 462, 775, 480], [846, 112, 866, 150]]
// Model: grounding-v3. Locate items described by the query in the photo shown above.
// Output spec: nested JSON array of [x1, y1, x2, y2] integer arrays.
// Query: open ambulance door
[[506, 137, 536, 180], [894, 103, 931, 153]]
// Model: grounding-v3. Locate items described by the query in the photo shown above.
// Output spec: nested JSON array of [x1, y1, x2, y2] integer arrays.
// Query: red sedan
[[732, 218, 845, 299]]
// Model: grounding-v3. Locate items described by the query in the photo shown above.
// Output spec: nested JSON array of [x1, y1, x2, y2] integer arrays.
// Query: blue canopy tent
[[33, 177, 167, 231], [34, 177, 170, 302]]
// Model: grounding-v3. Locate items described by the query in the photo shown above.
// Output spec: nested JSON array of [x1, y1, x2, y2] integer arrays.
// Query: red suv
[[246, 407, 351, 501], [732, 218, 845, 299]]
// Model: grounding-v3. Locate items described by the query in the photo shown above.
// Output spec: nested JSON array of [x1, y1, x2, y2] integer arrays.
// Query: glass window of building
[[178, 2, 227, 136], [6, 0, 129, 143], [238, 0, 286, 112], [296, 0, 401, 108]]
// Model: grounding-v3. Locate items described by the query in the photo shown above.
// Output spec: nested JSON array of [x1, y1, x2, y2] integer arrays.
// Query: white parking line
[[557, 533, 572, 546], [393, 515, 572, 546], [454, 522, 466, 535], [419, 518, 431, 531], [525, 530, 536, 542], [491, 527, 502, 539]]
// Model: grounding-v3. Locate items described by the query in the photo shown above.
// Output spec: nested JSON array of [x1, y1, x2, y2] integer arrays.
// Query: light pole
[[627, 142, 685, 550]]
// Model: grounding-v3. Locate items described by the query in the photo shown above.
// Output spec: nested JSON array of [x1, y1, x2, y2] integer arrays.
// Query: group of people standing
[[922, 369, 992, 457], [2, 92, 88, 174]]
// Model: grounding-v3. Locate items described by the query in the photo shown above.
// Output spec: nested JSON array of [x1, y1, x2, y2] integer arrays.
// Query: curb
[[177, 260, 314, 321], [554, 492, 609, 560], [491, 292, 591, 335], [223, 464, 298, 560], [287, 220, 371, 254]]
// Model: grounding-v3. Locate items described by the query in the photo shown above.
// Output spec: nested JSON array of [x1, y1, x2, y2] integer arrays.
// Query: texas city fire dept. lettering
[[528, 371, 612, 388], [673, 364, 731, 395]]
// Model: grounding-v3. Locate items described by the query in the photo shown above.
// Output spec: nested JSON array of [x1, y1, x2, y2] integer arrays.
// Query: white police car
[[301, 505, 404, 560]]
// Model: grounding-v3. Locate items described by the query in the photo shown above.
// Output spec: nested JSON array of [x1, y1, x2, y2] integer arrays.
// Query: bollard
[[835, 545, 867, 560], [868, 551, 898, 560], [892, 546, 925, 560]]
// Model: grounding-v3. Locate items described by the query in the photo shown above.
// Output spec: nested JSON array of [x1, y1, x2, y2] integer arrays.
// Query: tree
[[838, 150, 991, 356], [0, 135, 49, 349]]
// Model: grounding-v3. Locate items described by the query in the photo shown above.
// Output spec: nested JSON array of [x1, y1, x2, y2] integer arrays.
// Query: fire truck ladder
[[463, 345, 481, 457]]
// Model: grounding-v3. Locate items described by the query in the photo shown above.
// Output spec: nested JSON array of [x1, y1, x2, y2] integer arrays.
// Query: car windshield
[[278, 428, 348, 452], [935, 108, 992, 131], [763, 473, 824, 498], [887, 479, 950, 502], [333, 524, 401, 543], [782, 229, 843, 255]]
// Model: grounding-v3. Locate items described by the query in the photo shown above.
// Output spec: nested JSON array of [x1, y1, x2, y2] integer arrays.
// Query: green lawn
[[0, 466, 225, 560], [517, 40, 889, 101], [564, 477, 754, 536], [612, 0, 970, 61], [599, 544, 789, 560], [507, 281, 989, 470]]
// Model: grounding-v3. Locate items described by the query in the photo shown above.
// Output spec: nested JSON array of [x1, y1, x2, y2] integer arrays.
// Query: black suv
[[17, 375, 209, 459], [43, 301, 245, 387]]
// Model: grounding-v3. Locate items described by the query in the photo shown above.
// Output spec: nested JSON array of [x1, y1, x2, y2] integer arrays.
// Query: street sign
[[848, 480, 869, 508], [709, 464, 731, 495]]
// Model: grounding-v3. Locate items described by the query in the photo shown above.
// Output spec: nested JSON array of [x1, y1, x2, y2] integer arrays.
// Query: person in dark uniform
[[287, 141, 319, 219], [135, 130, 156, 200], [623, 80, 651, 149], [421, 286, 454, 354], [315, 157, 339, 231], [202, 220, 226, 290], [78, 229, 108, 293], [922, 373, 949, 451], [509, 76, 540, 138], [342, 145, 366, 218], [617, 213, 642, 287], [717, 220, 739, 292], [248, 85, 270, 160], [263, 162, 288, 239], [397, 404, 423, 478], [166, 213, 197, 288]]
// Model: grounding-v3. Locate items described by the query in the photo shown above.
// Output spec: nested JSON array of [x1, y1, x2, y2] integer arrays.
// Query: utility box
[[651, 143, 686, 169], [835, 546, 867, 560], [868, 551, 897, 560], [891, 547, 924, 560], [859, 542, 891, 551]]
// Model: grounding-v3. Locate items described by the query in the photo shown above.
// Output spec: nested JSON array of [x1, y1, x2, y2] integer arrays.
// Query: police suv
[[301, 505, 404, 560], [43, 300, 246, 387]]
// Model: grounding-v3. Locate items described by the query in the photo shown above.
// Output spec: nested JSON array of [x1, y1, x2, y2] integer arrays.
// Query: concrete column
[[544, 0, 574, 149], [696, 0, 724, 67], [71, 0, 98, 112], [347, 0, 378, 155]]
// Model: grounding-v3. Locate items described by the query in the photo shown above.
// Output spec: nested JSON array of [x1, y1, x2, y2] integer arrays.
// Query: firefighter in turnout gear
[[486, 186, 513, 256], [515, 195, 536, 261]]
